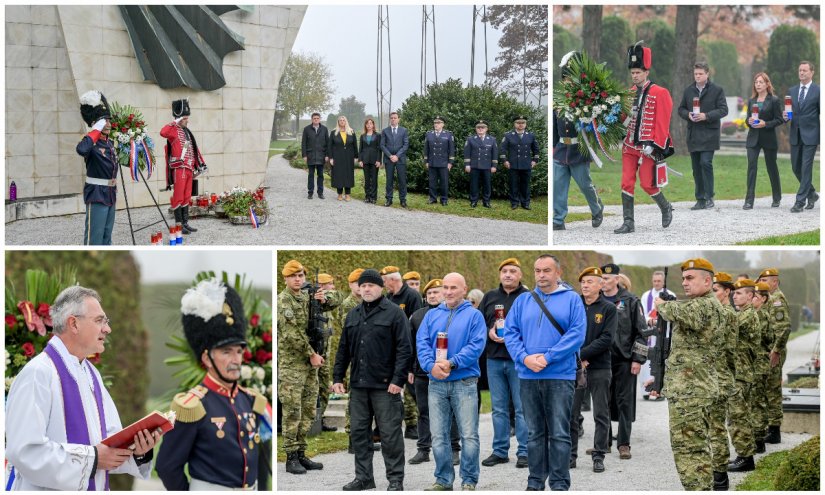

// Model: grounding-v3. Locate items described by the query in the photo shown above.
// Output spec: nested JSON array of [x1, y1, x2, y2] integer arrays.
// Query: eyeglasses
[[73, 315, 111, 328]]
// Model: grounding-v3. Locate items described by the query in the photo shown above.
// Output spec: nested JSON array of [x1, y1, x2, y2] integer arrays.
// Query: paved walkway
[[5, 155, 547, 246], [554, 194, 819, 245]]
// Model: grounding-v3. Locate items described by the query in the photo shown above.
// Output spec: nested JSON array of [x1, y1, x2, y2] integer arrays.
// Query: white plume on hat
[[181, 278, 227, 321], [559, 51, 578, 69], [79, 90, 103, 107]]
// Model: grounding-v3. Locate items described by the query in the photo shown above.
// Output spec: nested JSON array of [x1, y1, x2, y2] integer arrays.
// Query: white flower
[[128, 129, 135, 136], [241, 365, 253, 380], [135, 136, 144, 143], [5, 350, 10, 366], [5, 376, 14, 391], [255, 367, 265, 380]]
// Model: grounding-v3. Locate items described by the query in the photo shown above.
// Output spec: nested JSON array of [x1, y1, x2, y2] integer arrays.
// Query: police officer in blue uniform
[[156, 279, 269, 491], [423, 116, 456, 205], [500, 115, 540, 210], [77, 90, 119, 245], [464, 120, 498, 208]]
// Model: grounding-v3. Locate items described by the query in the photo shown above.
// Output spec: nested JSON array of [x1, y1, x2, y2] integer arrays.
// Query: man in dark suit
[[423, 116, 455, 206], [784, 61, 820, 213], [677, 62, 728, 210], [301, 112, 328, 199], [381, 112, 410, 208]]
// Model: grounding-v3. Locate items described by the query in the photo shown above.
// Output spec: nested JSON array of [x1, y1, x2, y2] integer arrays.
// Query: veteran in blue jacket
[[504, 254, 586, 491], [416, 272, 487, 490]]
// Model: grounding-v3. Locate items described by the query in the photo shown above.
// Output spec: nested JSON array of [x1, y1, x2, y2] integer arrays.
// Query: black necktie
[[800, 85, 807, 102]]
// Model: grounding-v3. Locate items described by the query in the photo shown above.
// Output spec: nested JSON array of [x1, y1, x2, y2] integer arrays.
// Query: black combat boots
[[285, 451, 306, 474], [755, 439, 766, 453], [614, 193, 635, 234], [713, 471, 729, 491], [651, 191, 673, 228], [764, 425, 781, 444], [727, 455, 755, 472], [182, 206, 197, 232], [298, 451, 323, 470]]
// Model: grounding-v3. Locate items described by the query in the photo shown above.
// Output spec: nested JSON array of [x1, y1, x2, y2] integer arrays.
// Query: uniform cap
[[713, 272, 734, 286], [759, 268, 780, 278], [578, 266, 603, 281], [347, 268, 365, 284], [498, 258, 521, 271], [627, 41, 652, 70], [601, 263, 620, 275], [433, 116, 445, 123], [475, 120, 488, 127], [318, 273, 334, 284], [282, 260, 305, 277], [172, 98, 191, 117], [681, 258, 715, 274], [79, 90, 112, 127], [423, 279, 443, 294], [380, 265, 400, 276], [358, 269, 384, 287], [755, 282, 771, 293], [513, 115, 528, 122], [403, 271, 421, 281], [733, 279, 756, 290], [181, 278, 247, 359]]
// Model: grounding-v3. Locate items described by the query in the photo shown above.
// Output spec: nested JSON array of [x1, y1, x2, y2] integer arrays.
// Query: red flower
[[576, 89, 584, 98], [580, 73, 587, 79], [261, 331, 272, 344], [601, 91, 608, 98], [17, 301, 46, 336], [589, 81, 596, 88], [255, 349, 272, 364], [570, 101, 577, 108], [243, 349, 252, 363], [36, 303, 52, 327], [565, 92, 571, 98], [21, 342, 35, 358], [128, 114, 135, 121], [6, 314, 17, 328], [590, 92, 596, 98], [121, 127, 128, 133], [250, 313, 261, 327]]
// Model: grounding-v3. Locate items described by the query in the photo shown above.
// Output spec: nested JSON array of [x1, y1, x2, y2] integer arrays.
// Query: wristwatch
[[449, 360, 457, 371]]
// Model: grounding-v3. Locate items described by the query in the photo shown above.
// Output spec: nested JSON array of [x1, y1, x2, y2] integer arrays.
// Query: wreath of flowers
[[553, 51, 632, 166], [218, 186, 269, 220], [110, 102, 156, 181]]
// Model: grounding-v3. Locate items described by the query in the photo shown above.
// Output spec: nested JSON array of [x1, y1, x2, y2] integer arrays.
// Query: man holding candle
[[784, 61, 820, 213], [677, 62, 728, 210]]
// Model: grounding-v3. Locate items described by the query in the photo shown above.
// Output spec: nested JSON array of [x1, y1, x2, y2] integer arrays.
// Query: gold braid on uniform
[[171, 385, 208, 423], [240, 385, 268, 415]]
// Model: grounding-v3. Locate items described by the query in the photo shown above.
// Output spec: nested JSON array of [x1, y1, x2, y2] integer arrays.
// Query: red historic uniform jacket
[[160, 122, 204, 172], [624, 80, 673, 152]]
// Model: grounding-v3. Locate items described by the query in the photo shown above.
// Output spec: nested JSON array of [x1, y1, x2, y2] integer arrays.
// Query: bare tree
[[582, 5, 603, 59], [670, 5, 700, 154]]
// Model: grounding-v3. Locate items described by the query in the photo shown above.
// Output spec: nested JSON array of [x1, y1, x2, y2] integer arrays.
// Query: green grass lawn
[[737, 229, 820, 246], [269, 139, 296, 158], [789, 322, 820, 340], [277, 431, 349, 462], [736, 450, 788, 490], [567, 154, 820, 207], [293, 165, 547, 224]]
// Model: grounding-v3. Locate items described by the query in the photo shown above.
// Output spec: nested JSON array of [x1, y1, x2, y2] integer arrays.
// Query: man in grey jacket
[[677, 62, 728, 210]]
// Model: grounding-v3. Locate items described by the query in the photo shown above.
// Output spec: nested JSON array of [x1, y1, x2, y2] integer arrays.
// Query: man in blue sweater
[[417, 273, 487, 491], [504, 254, 586, 491]]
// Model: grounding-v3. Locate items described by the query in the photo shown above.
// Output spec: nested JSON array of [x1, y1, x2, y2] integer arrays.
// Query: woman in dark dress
[[328, 115, 359, 201], [359, 118, 382, 203], [744, 72, 785, 209]]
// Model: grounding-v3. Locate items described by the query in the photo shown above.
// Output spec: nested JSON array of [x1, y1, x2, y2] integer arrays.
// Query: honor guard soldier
[[500, 115, 540, 210], [424, 116, 456, 205], [756, 268, 791, 445], [156, 278, 270, 490], [161, 98, 206, 235], [463, 120, 498, 208], [616, 41, 675, 234], [77, 90, 118, 245]]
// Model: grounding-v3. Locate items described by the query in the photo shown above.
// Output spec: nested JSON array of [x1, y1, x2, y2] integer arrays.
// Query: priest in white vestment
[[5, 286, 158, 491]]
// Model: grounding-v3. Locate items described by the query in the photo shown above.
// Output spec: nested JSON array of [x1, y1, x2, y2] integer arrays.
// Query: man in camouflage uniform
[[278, 260, 342, 475], [317, 273, 339, 432], [750, 282, 773, 453], [728, 279, 760, 472], [708, 272, 738, 490], [756, 268, 791, 445], [653, 258, 724, 491]]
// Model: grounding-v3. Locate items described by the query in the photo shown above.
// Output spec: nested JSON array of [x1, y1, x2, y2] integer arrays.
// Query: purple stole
[[44, 344, 110, 491]]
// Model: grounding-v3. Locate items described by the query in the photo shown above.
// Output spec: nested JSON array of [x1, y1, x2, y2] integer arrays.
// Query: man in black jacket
[[601, 264, 647, 460], [301, 112, 329, 199], [409, 279, 461, 466], [677, 62, 728, 210], [332, 269, 412, 491], [479, 258, 530, 469], [570, 267, 616, 473]]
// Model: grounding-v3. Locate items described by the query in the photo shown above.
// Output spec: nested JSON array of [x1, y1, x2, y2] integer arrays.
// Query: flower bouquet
[[218, 186, 269, 227], [110, 102, 156, 182], [553, 51, 632, 167], [5, 268, 78, 392]]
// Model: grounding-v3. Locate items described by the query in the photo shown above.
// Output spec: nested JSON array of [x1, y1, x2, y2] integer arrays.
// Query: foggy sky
[[133, 251, 272, 287]]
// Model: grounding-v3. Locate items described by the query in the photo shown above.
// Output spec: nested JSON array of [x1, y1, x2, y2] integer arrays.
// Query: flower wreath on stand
[[4, 268, 90, 393], [109, 102, 157, 182], [217, 186, 270, 227], [553, 50, 633, 167]]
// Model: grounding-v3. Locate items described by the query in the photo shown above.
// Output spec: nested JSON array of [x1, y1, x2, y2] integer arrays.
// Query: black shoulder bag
[[529, 291, 587, 389]]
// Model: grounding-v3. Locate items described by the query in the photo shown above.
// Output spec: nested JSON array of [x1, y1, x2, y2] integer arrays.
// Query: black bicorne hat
[[181, 278, 248, 359], [79, 90, 112, 127], [172, 98, 191, 118]]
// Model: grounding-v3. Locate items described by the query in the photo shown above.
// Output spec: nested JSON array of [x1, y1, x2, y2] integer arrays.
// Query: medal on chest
[[211, 417, 227, 438]]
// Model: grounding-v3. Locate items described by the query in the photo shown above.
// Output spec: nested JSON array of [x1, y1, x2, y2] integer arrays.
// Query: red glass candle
[[692, 97, 700, 114], [436, 332, 448, 361]]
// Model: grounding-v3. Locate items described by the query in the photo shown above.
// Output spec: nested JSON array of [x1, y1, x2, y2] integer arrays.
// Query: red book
[[101, 410, 176, 449]]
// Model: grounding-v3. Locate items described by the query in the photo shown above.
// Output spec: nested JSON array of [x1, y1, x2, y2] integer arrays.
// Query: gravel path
[[5, 155, 547, 246], [277, 330, 816, 492], [553, 194, 819, 245]]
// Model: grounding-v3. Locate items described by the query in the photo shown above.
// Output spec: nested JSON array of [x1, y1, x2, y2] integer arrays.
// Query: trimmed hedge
[[774, 435, 820, 491]]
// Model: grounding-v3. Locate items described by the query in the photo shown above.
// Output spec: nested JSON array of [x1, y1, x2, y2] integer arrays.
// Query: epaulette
[[171, 385, 208, 423], [240, 386, 269, 415]]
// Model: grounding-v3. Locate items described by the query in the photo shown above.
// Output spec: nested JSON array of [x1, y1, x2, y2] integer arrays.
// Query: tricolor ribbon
[[259, 402, 273, 442], [249, 206, 259, 229], [141, 142, 154, 179], [581, 132, 603, 168], [129, 140, 140, 182], [591, 118, 616, 163]]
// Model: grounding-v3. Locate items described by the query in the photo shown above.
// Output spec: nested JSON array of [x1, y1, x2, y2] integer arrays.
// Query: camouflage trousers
[[708, 393, 730, 472], [279, 362, 319, 453], [404, 384, 418, 428], [751, 372, 769, 439], [318, 346, 334, 419], [726, 379, 755, 456], [766, 350, 786, 426], [668, 397, 713, 491]]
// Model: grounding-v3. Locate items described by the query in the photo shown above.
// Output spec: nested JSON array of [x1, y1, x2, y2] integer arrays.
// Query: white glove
[[643, 145, 654, 156], [92, 119, 107, 132], [175, 117, 184, 125]]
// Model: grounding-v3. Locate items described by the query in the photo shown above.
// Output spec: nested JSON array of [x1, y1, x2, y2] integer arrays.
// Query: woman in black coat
[[358, 118, 382, 204], [328, 116, 359, 201], [744, 72, 785, 209]]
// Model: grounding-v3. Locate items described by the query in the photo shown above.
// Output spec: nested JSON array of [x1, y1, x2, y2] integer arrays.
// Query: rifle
[[646, 267, 677, 395], [302, 269, 331, 356]]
